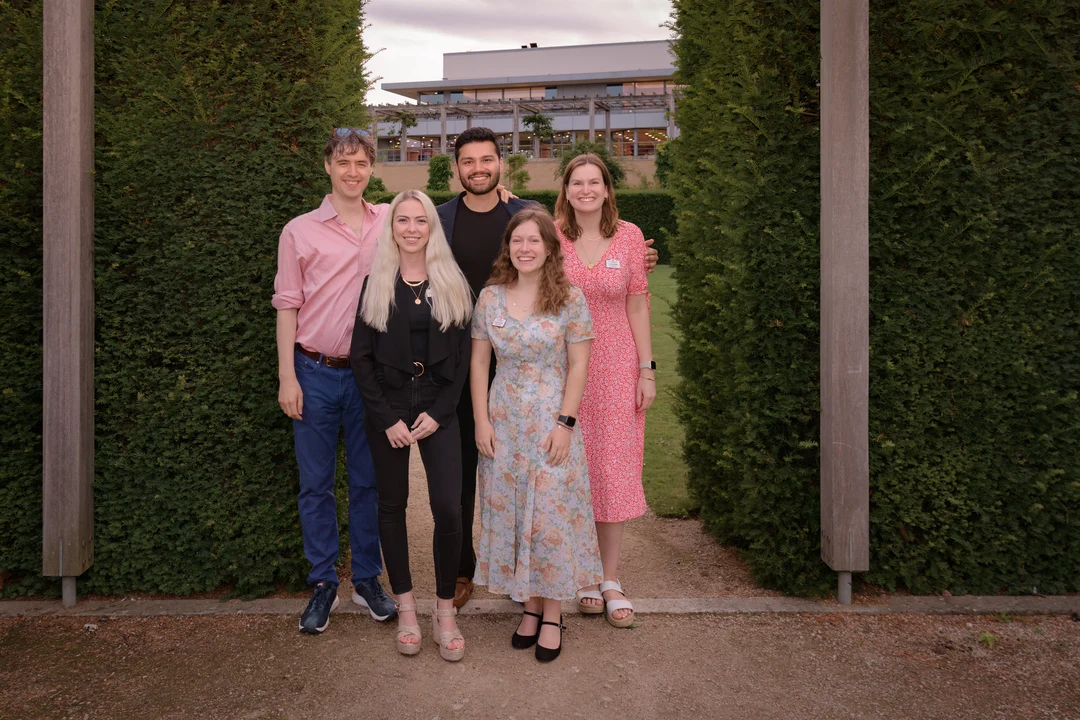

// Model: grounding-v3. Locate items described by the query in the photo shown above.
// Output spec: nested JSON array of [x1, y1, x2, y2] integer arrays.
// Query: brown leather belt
[[295, 343, 350, 369]]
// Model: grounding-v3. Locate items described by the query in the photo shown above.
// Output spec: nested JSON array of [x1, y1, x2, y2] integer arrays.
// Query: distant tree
[[653, 138, 677, 189], [555, 140, 626, 187], [505, 153, 530, 192], [426, 154, 452, 192], [521, 112, 555, 142]]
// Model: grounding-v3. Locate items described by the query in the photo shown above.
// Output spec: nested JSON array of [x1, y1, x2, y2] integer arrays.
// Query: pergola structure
[[369, 93, 677, 158], [42, 0, 868, 605]]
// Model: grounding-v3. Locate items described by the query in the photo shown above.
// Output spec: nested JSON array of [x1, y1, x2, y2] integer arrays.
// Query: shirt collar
[[317, 194, 376, 224]]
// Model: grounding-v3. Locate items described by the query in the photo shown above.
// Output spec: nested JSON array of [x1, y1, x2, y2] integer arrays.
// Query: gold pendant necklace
[[403, 277, 426, 305], [578, 234, 607, 269]]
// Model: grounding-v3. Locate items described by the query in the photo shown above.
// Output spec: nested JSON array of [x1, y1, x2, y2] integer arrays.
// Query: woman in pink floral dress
[[471, 207, 602, 662], [555, 154, 655, 628]]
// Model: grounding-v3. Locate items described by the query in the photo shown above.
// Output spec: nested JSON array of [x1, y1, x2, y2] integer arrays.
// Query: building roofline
[[382, 68, 675, 99], [442, 39, 671, 58]]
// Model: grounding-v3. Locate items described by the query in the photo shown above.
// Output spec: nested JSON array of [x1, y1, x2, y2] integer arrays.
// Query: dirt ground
[[2, 612, 1078, 720], [3, 453, 1078, 719]]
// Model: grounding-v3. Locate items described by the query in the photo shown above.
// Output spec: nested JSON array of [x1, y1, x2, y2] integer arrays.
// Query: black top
[[450, 201, 513, 298], [397, 276, 430, 364]]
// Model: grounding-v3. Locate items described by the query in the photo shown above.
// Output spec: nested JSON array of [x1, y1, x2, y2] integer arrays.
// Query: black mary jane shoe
[[511, 610, 543, 649], [534, 616, 565, 663]]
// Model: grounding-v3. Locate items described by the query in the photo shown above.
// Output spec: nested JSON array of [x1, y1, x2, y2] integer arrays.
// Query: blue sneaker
[[351, 576, 397, 621], [299, 582, 339, 634]]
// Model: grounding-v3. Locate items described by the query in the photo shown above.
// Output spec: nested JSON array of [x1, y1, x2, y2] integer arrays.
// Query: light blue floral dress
[[472, 284, 603, 601]]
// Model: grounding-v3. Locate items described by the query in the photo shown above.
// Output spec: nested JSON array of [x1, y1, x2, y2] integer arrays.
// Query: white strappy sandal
[[576, 586, 605, 615], [600, 579, 635, 628]]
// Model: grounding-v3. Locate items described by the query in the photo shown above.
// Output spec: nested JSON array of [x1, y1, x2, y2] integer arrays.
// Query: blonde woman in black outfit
[[351, 189, 473, 661]]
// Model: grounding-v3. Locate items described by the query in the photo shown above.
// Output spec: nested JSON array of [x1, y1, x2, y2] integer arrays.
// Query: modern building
[[368, 40, 679, 188]]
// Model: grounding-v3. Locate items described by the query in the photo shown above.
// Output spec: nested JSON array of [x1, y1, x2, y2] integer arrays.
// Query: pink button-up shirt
[[272, 196, 387, 358]]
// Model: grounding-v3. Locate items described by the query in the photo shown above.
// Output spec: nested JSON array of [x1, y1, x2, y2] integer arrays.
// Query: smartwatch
[[639, 361, 656, 370], [557, 414, 577, 428]]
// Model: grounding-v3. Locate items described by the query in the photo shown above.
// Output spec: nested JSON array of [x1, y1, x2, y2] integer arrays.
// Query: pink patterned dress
[[559, 221, 649, 523]]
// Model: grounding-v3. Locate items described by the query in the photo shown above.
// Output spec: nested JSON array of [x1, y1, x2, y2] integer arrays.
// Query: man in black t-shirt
[[436, 128, 538, 608], [436, 127, 657, 609]]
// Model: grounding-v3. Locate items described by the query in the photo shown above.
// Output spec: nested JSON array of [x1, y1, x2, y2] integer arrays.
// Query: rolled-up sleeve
[[272, 226, 305, 310]]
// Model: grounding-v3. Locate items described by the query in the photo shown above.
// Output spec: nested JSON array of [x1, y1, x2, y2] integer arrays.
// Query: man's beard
[[462, 169, 500, 196]]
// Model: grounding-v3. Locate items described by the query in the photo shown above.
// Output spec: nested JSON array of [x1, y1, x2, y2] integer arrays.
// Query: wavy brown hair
[[486, 207, 571, 316], [554, 153, 620, 240]]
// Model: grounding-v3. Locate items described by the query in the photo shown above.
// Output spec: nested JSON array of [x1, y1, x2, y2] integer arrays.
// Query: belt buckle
[[413, 361, 425, 377]]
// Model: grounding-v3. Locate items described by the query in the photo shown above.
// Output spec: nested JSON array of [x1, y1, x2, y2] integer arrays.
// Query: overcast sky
[[363, 0, 675, 106]]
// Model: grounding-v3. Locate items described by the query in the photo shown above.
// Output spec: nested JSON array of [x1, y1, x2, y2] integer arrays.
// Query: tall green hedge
[[372, 190, 675, 263], [0, 0, 370, 597], [670, 0, 1079, 595]]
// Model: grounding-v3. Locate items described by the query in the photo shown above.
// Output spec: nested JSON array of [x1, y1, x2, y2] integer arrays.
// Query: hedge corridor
[[670, 0, 1079, 595], [1, 0, 372, 597], [0, 2, 675, 597]]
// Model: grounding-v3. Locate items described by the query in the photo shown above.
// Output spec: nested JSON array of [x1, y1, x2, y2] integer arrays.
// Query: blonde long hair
[[360, 190, 473, 332]]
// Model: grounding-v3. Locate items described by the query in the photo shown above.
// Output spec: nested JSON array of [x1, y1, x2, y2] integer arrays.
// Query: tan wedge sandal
[[394, 603, 422, 656], [431, 604, 465, 662]]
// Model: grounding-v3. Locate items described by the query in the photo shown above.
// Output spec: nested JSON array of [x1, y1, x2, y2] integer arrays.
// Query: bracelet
[[556, 422, 573, 432], [640, 377, 655, 382]]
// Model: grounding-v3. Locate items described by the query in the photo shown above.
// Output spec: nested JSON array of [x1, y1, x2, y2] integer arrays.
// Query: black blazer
[[350, 277, 472, 433]]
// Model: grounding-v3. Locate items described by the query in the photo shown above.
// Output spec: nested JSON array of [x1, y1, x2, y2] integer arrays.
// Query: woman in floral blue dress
[[470, 207, 602, 663]]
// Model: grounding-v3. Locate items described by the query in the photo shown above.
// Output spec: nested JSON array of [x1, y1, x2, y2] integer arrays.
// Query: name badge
[[606, 258, 621, 269], [492, 317, 506, 328]]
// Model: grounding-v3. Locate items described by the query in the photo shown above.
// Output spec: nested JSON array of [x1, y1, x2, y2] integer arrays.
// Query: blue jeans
[[293, 349, 381, 587]]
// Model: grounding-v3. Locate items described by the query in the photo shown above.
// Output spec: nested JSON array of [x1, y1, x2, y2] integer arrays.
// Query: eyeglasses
[[333, 128, 371, 138]]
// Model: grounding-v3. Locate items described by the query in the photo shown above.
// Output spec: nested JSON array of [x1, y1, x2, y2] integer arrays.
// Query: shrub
[[370, 189, 674, 262], [505, 153, 530, 192], [425, 154, 452, 193], [555, 140, 627, 188], [669, 0, 1079, 595], [0, 0, 372, 597]]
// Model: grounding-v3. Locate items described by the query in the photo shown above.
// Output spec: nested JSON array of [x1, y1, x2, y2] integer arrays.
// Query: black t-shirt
[[450, 199, 513, 299], [396, 276, 430, 364]]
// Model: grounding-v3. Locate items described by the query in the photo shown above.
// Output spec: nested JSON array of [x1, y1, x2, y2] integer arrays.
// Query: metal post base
[[837, 571, 852, 605], [62, 576, 76, 607]]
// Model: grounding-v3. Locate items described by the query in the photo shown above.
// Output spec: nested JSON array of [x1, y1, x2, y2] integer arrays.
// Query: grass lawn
[[643, 265, 697, 517]]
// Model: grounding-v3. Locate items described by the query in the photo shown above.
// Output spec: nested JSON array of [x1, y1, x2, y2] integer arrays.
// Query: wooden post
[[439, 106, 447, 155], [370, 111, 380, 160], [512, 101, 520, 154], [588, 97, 596, 142], [42, 0, 95, 606], [604, 108, 612, 151], [399, 112, 408, 162], [820, 0, 870, 603]]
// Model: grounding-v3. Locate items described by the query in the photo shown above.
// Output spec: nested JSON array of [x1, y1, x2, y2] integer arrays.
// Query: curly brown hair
[[486, 207, 571, 316], [554, 153, 620, 240]]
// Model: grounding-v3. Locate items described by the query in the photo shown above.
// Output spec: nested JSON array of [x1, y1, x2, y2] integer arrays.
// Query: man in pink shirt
[[272, 129, 397, 634]]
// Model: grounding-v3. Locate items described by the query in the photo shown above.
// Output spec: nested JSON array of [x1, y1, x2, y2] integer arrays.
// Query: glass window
[[545, 87, 558, 99], [530, 87, 546, 98], [450, 90, 475, 102], [476, 89, 503, 101], [635, 82, 665, 95], [606, 84, 624, 97], [504, 87, 532, 100], [419, 92, 444, 104]]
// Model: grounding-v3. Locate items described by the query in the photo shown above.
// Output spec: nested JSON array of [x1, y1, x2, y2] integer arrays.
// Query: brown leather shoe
[[453, 577, 473, 609]]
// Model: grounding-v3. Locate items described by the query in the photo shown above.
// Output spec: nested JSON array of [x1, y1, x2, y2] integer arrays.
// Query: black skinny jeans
[[366, 376, 463, 600]]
